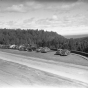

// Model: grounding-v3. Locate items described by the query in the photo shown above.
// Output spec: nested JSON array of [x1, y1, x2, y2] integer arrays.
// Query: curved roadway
[[0, 51, 88, 87]]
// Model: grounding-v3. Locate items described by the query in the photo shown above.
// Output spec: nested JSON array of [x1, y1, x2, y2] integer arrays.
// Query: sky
[[0, 0, 88, 35]]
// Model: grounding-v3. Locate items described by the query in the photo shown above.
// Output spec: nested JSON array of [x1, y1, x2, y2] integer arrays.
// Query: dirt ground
[[0, 49, 88, 67]]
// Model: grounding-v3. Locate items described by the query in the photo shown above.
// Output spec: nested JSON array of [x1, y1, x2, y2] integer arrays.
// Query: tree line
[[0, 28, 88, 52]]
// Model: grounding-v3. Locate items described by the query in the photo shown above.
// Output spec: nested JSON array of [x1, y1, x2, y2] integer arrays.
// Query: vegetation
[[0, 28, 88, 53], [0, 28, 66, 48]]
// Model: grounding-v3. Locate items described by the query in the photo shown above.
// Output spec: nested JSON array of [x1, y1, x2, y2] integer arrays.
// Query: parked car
[[36, 47, 43, 52], [55, 49, 70, 56], [26, 47, 33, 52], [18, 45, 26, 51], [31, 46, 36, 51], [0, 45, 10, 49], [55, 49, 63, 55], [9, 44, 19, 49], [60, 49, 70, 56], [41, 47, 50, 53]]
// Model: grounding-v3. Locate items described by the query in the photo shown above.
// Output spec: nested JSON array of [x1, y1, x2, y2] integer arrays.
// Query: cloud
[[4, 1, 44, 12], [0, 0, 85, 14], [0, 18, 36, 29], [23, 18, 35, 24], [79, 0, 88, 2], [35, 12, 88, 32], [6, 4, 28, 12], [1, 14, 88, 35], [26, 1, 44, 9], [35, 0, 88, 3], [36, 0, 78, 3], [2, 0, 81, 13]]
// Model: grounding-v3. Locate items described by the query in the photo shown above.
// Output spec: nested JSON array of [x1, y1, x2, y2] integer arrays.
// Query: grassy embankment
[[0, 49, 88, 67]]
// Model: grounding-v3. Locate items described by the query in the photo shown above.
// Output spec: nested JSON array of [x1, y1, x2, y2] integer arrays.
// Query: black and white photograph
[[0, 0, 88, 88]]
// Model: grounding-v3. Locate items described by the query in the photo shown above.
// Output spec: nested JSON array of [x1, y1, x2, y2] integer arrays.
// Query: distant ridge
[[64, 34, 88, 39]]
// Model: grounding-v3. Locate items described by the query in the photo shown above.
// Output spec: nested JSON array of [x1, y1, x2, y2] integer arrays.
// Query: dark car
[[26, 47, 33, 52], [36, 47, 43, 52]]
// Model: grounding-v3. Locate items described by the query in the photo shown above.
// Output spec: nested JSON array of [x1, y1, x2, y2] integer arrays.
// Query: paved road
[[0, 51, 88, 87]]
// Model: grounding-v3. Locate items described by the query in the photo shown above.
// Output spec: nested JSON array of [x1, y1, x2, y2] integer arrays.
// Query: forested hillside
[[0, 29, 88, 53], [0, 29, 66, 49]]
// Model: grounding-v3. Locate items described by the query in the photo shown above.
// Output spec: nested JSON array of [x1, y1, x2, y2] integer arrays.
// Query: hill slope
[[0, 29, 66, 48]]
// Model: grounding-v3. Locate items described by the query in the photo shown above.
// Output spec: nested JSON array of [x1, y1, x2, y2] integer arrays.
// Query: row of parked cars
[[55, 49, 70, 56], [10, 44, 36, 51], [36, 47, 70, 56], [0, 44, 70, 56]]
